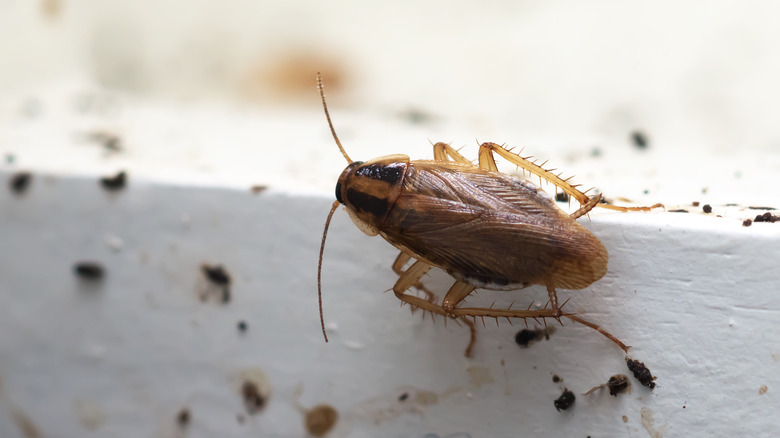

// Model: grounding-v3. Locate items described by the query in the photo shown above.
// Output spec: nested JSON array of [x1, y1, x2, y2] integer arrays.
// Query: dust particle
[[305, 404, 338, 437]]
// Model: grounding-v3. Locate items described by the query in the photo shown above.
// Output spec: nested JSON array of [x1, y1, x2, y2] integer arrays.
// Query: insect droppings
[[73, 262, 105, 280], [743, 219, 753, 227], [514, 327, 556, 348], [99, 171, 127, 191], [176, 408, 190, 426], [626, 358, 656, 389], [754, 212, 779, 223], [237, 320, 248, 332], [316, 73, 660, 357], [554, 389, 575, 411], [702, 204, 713, 214], [583, 374, 631, 396]]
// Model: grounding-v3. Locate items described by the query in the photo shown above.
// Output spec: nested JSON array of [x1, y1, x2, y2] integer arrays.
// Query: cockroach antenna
[[317, 72, 353, 164], [318, 200, 341, 342]]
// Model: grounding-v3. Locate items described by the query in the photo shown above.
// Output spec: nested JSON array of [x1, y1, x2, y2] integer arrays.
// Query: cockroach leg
[[569, 193, 602, 220], [441, 281, 477, 313], [564, 314, 630, 353], [461, 316, 477, 357], [545, 284, 562, 319], [477, 142, 662, 211], [432, 142, 473, 164], [392, 252, 437, 307]]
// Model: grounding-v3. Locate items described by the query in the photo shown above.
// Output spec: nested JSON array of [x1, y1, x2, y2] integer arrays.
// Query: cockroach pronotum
[[316, 73, 661, 357]]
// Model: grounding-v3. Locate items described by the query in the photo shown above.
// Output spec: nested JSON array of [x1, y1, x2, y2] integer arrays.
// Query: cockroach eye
[[335, 181, 343, 204]]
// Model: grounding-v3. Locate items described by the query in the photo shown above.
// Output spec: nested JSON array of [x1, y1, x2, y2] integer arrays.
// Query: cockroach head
[[334, 155, 410, 236]]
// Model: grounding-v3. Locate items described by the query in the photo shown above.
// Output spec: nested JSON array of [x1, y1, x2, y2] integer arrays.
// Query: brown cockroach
[[316, 74, 660, 357]]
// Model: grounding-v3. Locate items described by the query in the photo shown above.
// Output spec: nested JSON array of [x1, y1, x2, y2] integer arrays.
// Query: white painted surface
[[1, 1, 779, 437]]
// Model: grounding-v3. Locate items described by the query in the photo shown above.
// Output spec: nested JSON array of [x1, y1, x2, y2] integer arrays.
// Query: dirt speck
[[514, 326, 556, 348], [177, 408, 190, 426], [552, 374, 561, 383], [250, 185, 268, 194], [237, 368, 272, 415], [626, 358, 656, 389], [237, 320, 248, 332], [743, 219, 753, 227], [99, 171, 127, 191], [200, 264, 232, 303], [622, 415, 628, 423], [397, 392, 408, 402], [669, 209, 688, 213], [759, 385, 768, 395], [555, 192, 570, 202], [631, 131, 648, 149], [10, 172, 32, 195], [702, 204, 712, 214], [73, 262, 105, 280], [554, 388, 575, 411], [692, 201, 700, 207], [305, 404, 338, 437], [754, 212, 779, 223]]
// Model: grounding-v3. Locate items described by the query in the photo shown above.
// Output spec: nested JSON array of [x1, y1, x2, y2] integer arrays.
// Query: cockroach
[[316, 73, 661, 357]]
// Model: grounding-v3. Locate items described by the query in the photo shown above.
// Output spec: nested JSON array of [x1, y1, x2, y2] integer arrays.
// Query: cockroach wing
[[380, 162, 608, 290]]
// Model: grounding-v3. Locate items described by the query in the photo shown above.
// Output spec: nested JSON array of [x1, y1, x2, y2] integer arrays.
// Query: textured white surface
[[1, 1, 780, 438]]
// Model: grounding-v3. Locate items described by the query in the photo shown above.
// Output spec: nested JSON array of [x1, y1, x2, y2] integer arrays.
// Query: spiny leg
[[476, 142, 662, 211], [392, 251, 437, 306], [442, 280, 476, 313], [432, 142, 473, 165]]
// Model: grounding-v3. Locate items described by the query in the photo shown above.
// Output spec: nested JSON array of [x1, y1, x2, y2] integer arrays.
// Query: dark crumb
[[176, 408, 190, 426], [554, 388, 575, 411], [514, 327, 556, 348], [10, 172, 32, 195], [73, 262, 104, 280], [702, 204, 712, 214], [237, 320, 248, 332], [555, 192, 570, 202], [630, 131, 648, 149], [398, 392, 409, 402], [241, 381, 266, 414], [748, 206, 776, 210], [99, 171, 127, 191], [552, 375, 561, 383], [305, 404, 339, 437], [201, 264, 232, 303], [754, 212, 780, 223], [250, 185, 268, 194], [607, 375, 630, 396], [669, 209, 688, 213], [626, 358, 656, 389], [743, 219, 753, 227], [692, 201, 700, 207]]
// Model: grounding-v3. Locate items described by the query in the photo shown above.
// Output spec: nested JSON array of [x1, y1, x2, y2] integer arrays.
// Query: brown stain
[[759, 385, 768, 395], [622, 415, 629, 423], [466, 366, 495, 390], [74, 400, 105, 430], [240, 50, 348, 103], [640, 407, 666, 438], [9, 407, 42, 438], [41, 0, 61, 20], [304, 404, 339, 437]]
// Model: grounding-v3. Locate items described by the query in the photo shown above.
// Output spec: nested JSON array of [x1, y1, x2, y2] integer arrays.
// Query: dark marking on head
[[346, 188, 389, 218], [355, 162, 404, 185]]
